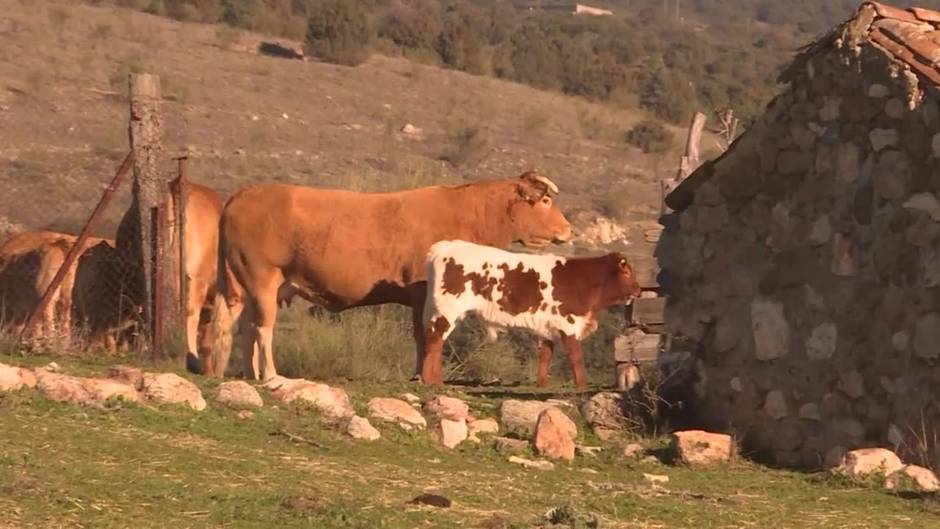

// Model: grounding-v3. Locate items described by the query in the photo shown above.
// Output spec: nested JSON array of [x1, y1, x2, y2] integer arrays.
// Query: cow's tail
[[208, 217, 235, 378]]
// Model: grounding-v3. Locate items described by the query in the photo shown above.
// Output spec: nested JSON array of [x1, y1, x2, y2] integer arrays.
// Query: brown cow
[[422, 240, 643, 387], [71, 239, 140, 351], [0, 230, 109, 340], [215, 171, 572, 382], [115, 175, 232, 374]]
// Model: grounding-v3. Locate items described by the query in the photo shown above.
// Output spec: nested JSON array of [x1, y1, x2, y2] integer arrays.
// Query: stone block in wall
[[914, 313, 940, 359], [693, 179, 722, 206], [869, 128, 899, 152], [922, 248, 940, 287], [835, 142, 861, 183], [790, 123, 817, 150], [777, 149, 814, 175], [830, 233, 859, 277], [906, 214, 940, 247], [809, 215, 832, 245], [751, 298, 789, 361], [838, 370, 865, 399], [818, 96, 842, 122], [805, 322, 838, 360], [853, 182, 874, 225], [872, 150, 910, 200], [763, 390, 788, 420], [885, 98, 905, 119]]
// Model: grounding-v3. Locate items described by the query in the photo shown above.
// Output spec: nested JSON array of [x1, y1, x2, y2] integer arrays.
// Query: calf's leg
[[560, 333, 587, 389], [536, 339, 554, 387], [421, 316, 450, 386]]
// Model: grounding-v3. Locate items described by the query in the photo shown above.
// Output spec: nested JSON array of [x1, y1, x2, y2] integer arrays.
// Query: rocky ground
[[1, 354, 938, 528]]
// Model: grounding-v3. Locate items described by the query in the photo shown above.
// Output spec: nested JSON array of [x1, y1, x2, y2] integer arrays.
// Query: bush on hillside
[[304, 0, 373, 66], [624, 120, 673, 154]]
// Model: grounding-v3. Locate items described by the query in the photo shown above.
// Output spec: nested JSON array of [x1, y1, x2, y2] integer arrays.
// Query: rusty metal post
[[152, 204, 166, 360], [20, 152, 134, 341], [174, 156, 188, 319]]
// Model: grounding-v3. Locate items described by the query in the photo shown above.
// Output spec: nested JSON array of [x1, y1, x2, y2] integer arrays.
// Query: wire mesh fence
[[0, 152, 164, 354]]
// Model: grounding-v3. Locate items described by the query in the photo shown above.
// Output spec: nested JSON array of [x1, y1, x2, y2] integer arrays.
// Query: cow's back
[[0, 231, 76, 324], [223, 183, 473, 305]]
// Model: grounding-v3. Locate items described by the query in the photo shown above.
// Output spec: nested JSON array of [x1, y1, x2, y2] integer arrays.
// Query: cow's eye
[[541, 197, 551, 205]]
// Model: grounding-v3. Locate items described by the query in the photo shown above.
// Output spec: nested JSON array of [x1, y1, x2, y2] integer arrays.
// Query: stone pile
[[836, 447, 939, 493], [658, 27, 940, 468]]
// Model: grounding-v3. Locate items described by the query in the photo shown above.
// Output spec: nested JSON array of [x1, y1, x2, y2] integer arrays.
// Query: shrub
[[304, 0, 373, 66], [624, 119, 673, 154], [379, 3, 441, 51]]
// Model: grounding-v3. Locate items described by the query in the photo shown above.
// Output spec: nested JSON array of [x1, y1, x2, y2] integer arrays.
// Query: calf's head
[[506, 171, 572, 248], [601, 253, 643, 305]]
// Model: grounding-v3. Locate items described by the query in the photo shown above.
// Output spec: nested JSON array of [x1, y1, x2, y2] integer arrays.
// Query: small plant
[[92, 23, 112, 40], [215, 25, 242, 50], [624, 119, 673, 154], [440, 123, 487, 167], [523, 110, 548, 135], [576, 108, 603, 140], [47, 6, 69, 36]]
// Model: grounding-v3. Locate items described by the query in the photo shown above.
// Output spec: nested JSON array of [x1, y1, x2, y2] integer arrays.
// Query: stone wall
[[657, 41, 940, 469]]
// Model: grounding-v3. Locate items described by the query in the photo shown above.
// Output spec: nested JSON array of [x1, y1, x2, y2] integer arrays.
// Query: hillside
[[0, 0, 695, 255]]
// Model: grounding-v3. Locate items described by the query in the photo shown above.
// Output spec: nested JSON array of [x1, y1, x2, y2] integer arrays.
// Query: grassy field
[[1, 354, 939, 529]]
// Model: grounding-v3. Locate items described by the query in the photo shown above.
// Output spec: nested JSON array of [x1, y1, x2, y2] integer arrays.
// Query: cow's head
[[603, 253, 643, 304], [508, 171, 573, 247]]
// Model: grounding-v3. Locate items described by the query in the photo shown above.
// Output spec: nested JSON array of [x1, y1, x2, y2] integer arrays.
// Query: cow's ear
[[515, 182, 538, 203]]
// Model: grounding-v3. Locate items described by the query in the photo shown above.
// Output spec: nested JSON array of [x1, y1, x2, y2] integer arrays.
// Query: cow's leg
[[560, 333, 587, 389], [212, 297, 242, 379], [409, 282, 428, 381], [251, 275, 281, 382], [421, 315, 451, 386], [184, 277, 207, 375], [238, 301, 260, 380], [536, 339, 555, 388]]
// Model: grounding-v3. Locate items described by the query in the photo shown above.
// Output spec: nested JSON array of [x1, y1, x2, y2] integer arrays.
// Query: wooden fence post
[[661, 111, 706, 215], [128, 73, 170, 357]]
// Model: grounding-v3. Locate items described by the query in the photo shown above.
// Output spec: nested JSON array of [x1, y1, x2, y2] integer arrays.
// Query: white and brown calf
[[421, 240, 642, 387]]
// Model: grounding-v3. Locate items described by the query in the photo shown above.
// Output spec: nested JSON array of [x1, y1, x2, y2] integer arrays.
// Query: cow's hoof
[[185, 353, 204, 375]]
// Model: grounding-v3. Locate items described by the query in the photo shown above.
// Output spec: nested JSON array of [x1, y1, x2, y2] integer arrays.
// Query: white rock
[[436, 418, 468, 449], [468, 418, 499, 441], [576, 445, 603, 457], [142, 373, 206, 411], [368, 397, 427, 429], [836, 448, 903, 479], [643, 473, 669, 484], [500, 400, 557, 436], [671, 430, 733, 466], [214, 381, 263, 409], [508, 456, 554, 471], [0, 363, 36, 392], [533, 408, 576, 461], [887, 465, 940, 492], [623, 443, 645, 458], [424, 395, 470, 421], [264, 377, 354, 420], [346, 415, 381, 441], [729, 377, 743, 392], [401, 393, 421, 404]]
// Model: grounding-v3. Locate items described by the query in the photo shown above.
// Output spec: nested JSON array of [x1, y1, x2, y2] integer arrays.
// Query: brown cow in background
[[0, 230, 110, 341], [214, 171, 572, 382]]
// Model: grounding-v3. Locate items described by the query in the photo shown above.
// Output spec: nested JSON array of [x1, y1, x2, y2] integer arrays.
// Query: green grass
[[2, 354, 939, 528]]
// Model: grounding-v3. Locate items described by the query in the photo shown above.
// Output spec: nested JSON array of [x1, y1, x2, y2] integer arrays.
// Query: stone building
[[657, 1, 940, 469]]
